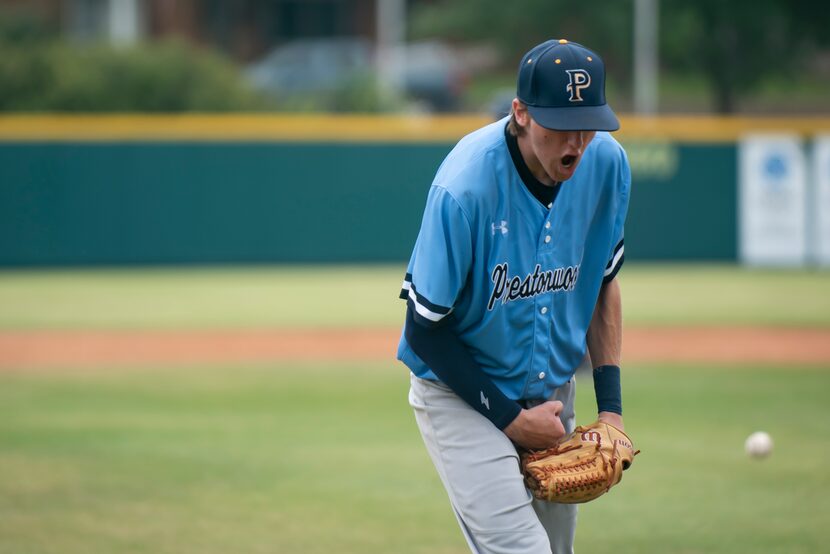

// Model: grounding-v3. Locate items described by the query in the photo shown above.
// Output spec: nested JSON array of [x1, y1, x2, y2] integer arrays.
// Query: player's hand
[[598, 411, 624, 431], [504, 401, 566, 450]]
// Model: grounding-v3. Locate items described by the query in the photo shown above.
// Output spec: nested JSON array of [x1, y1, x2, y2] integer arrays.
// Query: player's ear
[[512, 99, 530, 128]]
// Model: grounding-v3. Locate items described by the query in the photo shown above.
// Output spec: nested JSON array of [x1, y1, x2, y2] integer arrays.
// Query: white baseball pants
[[409, 373, 578, 554]]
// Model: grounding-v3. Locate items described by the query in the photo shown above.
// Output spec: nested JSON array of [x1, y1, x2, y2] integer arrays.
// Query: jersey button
[[538, 372, 545, 380], [544, 236, 551, 243], [545, 221, 551, 229], [541, 307, 548, 314]]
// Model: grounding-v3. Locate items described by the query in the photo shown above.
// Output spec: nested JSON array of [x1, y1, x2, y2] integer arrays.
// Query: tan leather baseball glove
[[520, 420, 639, 503]]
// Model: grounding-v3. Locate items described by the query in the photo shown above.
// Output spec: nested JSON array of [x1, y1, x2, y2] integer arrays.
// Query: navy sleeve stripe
[[603, 253, 624, 284], [399, 273, 414, 300], [407, 297, 443, 327], [605, 239, 624, 270], [408, 284, 452, 314], [604, 241, 624, 275], [406, 286, 453, 326]]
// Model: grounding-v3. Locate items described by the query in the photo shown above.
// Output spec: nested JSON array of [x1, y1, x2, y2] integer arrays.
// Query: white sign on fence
[[739, 134, 807, 266], [813, 135, 830, 266]]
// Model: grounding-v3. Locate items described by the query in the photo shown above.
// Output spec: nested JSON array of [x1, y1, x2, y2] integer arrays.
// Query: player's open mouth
[[561, 155, 576, 168]]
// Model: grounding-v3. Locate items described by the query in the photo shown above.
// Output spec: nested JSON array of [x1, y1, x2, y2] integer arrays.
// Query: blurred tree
[[410, 0, 633, 86], [661, 0, 830, 113], [0, 8, 57, 45], [0, 10, 270, 112], [412, 0, 829, 113]]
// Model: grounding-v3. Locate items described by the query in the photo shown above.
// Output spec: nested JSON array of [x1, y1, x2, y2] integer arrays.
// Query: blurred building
[[0, 0, 383, 61]]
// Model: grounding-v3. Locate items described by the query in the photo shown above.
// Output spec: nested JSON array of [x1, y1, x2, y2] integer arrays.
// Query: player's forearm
[[586, 278, 622, 366], [587, 278, 624, 416]]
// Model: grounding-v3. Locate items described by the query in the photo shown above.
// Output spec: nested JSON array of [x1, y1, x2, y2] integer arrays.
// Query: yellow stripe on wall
[[1, 114, 829, 143], [618, 116, 830, 142], [0, 115, 489, 143]]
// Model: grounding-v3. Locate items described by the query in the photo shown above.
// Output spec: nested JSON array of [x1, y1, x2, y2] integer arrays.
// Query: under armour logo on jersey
[[491, 220, 508, 236], [565, 69, 591, 102], [480, 391, 490, 410]]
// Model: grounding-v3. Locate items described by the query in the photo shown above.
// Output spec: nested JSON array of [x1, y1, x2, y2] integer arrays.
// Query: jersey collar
[[504, 122, 562, 208]]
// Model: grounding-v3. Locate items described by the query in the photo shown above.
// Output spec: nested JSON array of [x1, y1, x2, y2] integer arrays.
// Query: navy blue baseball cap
[[517, 39, 619, 132]]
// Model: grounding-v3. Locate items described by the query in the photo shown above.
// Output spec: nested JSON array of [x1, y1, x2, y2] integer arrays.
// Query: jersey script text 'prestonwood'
[[487, 262, 581, 310]]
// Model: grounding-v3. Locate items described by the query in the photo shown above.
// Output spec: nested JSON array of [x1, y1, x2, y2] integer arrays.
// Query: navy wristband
[[593, 364, 622, 415]]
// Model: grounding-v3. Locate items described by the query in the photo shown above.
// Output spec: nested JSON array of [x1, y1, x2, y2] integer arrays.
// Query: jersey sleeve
[[602, 146, 632, 284], [399, 185, 473, 327]]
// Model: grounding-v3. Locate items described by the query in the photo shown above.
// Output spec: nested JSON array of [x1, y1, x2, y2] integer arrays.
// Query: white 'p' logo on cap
[[565, 69, 591, 102]]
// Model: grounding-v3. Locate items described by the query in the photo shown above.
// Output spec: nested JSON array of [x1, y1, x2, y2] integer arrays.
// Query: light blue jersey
[[397, 118, 630, 401]]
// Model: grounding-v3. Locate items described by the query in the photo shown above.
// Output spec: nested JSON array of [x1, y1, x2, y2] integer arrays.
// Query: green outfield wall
[[0, 115, 827, 266]]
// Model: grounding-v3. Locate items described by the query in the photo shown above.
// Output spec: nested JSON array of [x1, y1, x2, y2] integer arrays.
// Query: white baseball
[[745, 431, 773, 459]]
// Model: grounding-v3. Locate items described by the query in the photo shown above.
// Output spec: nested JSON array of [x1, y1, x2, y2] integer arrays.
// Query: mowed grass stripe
[[0, 264, 828, 329]]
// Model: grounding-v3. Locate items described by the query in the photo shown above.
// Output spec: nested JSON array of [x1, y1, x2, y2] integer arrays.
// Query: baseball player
[[397, 39, 630, 554]]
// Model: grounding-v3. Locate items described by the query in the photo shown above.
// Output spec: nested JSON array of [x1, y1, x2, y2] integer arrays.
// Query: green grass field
[[1, 264, 828, 553], [1, 363, 828, 554], [0, 264, 829, 329]]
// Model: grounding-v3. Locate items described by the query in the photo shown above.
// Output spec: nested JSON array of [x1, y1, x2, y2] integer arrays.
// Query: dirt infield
[[0, 326, 828, 370]]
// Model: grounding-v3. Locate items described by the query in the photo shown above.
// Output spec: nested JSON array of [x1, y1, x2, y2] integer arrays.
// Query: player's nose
[[564, 131, 586, 149]]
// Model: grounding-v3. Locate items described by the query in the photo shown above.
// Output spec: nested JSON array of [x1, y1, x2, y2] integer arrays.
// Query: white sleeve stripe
[[604, 245, 625, 277], [408, 289, 452, 322], [401, 280, 411, 291], [605, 240, 624, 269]]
